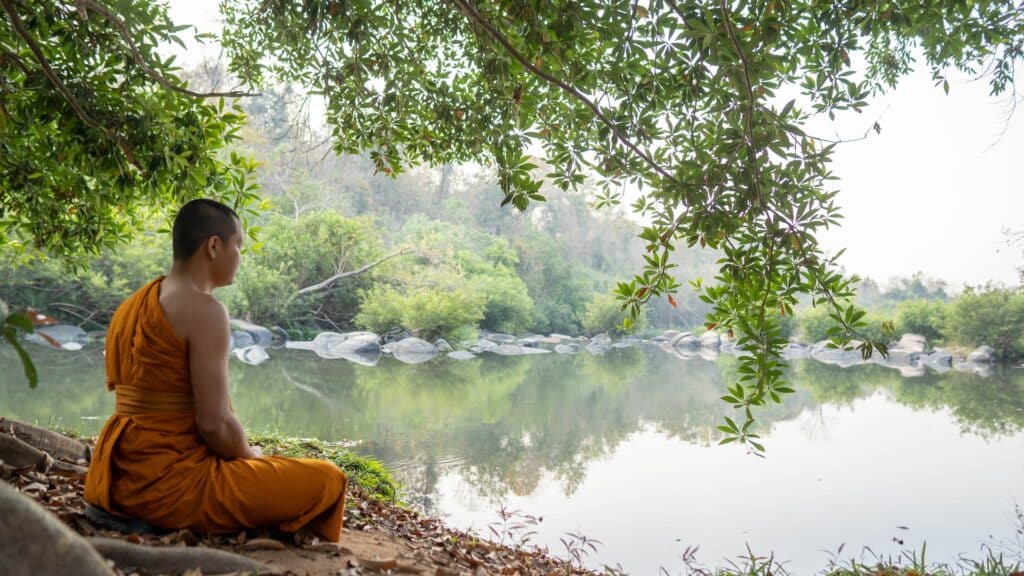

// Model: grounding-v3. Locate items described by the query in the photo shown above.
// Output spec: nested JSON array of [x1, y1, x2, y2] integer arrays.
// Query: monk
[[85, 198, 347, 541]]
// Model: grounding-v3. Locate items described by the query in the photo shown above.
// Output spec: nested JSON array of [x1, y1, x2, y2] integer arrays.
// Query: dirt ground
[[1, 424, 596, 576]]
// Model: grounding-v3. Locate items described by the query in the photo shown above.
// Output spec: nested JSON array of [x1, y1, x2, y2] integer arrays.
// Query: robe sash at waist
[[115, 385, 195, 415]]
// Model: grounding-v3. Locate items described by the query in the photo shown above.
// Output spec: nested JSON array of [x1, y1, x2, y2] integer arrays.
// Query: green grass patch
[[248, 430, 399, 503]]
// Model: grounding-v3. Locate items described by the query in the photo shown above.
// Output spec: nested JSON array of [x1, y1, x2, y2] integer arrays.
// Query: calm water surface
[[2, 344, 1022, 574]]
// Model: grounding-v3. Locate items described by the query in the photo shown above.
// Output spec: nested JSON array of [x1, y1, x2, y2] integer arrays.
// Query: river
[[2, 343, 1022, 574]]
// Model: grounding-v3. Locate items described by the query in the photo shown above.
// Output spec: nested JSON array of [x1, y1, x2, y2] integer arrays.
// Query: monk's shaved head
[[172, 199, 240, 261]]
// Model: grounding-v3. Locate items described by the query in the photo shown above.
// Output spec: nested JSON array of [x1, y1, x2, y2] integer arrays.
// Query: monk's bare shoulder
[[160, 285, 229, 345]]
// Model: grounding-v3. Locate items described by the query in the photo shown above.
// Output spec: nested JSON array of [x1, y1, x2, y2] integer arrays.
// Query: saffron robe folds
[[84, 278, 347, 541]]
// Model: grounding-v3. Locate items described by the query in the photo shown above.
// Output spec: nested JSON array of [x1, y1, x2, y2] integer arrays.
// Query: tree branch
[[718, 0, 764, 208], [448, 0, 675, 183], [284, 248, 414, 306], [0, 0, 141, 169], [75, 0, 257, 98]]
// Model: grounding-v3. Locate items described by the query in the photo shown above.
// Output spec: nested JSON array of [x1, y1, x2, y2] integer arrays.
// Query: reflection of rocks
[[661, 343, 698, 360], [233, 345, 270, 366], [670, 332, 699, 349], [25, 325, 88, 350], [698, 348, 720, 361], [392, 337, 439, 364], [585, 343, 611, 355], [956, 360, 994, 378], [447, 351, 477, 361], [782, 342, 808, 360]]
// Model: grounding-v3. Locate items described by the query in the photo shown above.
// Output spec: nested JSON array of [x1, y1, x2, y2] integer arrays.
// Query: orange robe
[[85, 277, 347, 541]]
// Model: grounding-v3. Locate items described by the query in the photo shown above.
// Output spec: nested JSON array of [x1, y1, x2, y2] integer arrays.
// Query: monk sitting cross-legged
[[85, 198, 348, 541]]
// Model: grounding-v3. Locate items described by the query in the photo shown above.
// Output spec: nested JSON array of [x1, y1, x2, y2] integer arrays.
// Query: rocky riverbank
[[22, 319, 1009, 378]]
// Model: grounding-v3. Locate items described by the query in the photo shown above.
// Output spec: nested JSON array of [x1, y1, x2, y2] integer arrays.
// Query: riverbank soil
[[0, 418, 593, 576]]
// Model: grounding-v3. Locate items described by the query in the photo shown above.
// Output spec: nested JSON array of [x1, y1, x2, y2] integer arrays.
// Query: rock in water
[[699, 331, 721, 349], [447, 351, 477, 361], [269, 326, 289, 349], [894, 333, 929, 354], [554, 343, 581, 354], [585, 343, 611, 355], [809, 340, 865, 368], [230, 330, 256, 350], [475, 338, 498, 350], [488, 344, 526, 356], [520, 337, 540, 348], [229, 319, 274, 348], [392, 337, 439, 364], [486, 333, 517, 343], [0, 481, 113, 575], [434, 338, 453, 353], [591, 333, 613, 346], [312, 332, 382, 366], [233, 345, 270, 366], [25, 324, 88, 349], [966, 345, 996, 363]]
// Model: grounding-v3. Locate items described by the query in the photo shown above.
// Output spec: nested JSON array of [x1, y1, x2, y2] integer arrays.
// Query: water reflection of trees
[[791, 361, 1024, 437], [2, 345, 1022, 508]]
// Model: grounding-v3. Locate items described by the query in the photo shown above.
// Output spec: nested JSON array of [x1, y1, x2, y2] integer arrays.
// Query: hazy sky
[[167, 1, 1022, 288]]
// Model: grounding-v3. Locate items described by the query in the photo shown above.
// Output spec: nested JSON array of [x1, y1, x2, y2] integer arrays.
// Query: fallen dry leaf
[[243, 537, 288, 551]]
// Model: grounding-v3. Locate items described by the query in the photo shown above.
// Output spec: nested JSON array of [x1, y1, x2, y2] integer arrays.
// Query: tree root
[[87, 537, 280, 575], [0, 481, 113, 576], [0, 416, 91, 464], [0, 433, 87, 475]]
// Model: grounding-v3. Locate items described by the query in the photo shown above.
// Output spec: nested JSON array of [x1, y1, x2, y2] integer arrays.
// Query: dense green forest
[[0, 87, 719, 340], [2, 86, 1022, 356]]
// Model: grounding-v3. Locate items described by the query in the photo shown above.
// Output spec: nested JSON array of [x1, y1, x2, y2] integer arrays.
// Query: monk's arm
[[189, 300, 259, 460]]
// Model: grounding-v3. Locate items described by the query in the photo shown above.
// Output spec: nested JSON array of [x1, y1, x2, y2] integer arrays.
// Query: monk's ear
[[204, 235, 222, 260]]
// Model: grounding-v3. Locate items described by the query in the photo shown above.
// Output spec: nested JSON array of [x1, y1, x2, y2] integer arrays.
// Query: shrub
[[895, 299, 949, 344], [944, 286, 1024, 359], [471, 273, 534, 335], [582, 293, 648, 336], [796, 305, 892, 344], [355, 285, 486, 341]]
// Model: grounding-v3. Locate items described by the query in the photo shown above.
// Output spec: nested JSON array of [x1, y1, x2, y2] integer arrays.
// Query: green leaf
[[3, 325, 38, 388]]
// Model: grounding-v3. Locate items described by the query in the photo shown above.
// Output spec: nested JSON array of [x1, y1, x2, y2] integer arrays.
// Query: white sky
[[166, 1, 1023, 288]]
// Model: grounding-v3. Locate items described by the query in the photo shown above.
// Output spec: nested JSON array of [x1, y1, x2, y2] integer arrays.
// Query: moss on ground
[[248, 430, 399, 503]]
